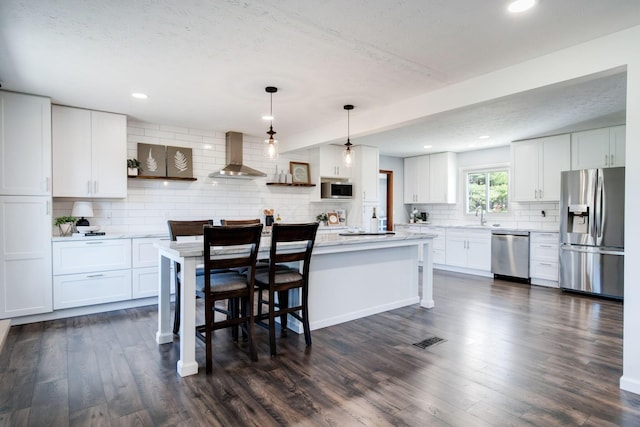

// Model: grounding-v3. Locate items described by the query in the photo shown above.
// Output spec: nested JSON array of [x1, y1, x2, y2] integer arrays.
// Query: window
[[466, 169, 508, 214]]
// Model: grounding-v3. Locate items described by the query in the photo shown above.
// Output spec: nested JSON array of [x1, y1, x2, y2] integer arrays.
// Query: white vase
[[58, 222, 74, 237], [128, 167, 138, 176]]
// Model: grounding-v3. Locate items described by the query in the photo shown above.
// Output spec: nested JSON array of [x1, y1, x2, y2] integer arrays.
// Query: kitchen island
[[155, 230, 436, 376]]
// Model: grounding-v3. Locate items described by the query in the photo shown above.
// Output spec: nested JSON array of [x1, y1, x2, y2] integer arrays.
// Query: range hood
[[208, 131, 267, 179]]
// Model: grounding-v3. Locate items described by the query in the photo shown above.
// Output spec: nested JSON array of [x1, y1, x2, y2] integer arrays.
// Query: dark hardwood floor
[[1, 271, 639, 426]]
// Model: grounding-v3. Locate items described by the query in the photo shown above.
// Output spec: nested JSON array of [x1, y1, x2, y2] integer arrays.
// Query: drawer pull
[[86, 274, 104, 278], [85, 241, 104, 245], [539, 263, 554, 266], [539, 245, 554, 248]]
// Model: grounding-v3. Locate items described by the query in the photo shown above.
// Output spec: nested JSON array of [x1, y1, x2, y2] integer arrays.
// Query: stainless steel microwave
[[321, 182, 353, 199]]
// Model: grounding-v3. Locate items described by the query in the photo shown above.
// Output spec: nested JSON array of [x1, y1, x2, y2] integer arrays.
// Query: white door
[[540, 134, 570, 201], [91, 111, 127, 197], [571, 128, 610, 169], [511, 139, 540, 202], [52, 105, 93, 197], [0, 91, 51, 196], [0, 196, 52, 318], [609, 125, 625, 167]]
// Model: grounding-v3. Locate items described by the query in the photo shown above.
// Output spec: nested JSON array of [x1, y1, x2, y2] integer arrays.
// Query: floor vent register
[[413, 336, 446, 349]]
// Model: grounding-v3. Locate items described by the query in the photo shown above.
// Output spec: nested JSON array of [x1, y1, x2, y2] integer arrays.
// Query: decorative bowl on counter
[[76, 225, 100, 234]]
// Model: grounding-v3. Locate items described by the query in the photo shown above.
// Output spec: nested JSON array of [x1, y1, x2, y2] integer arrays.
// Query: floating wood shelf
[[128, 175, 197, 181], [266, 182, 315, 187]]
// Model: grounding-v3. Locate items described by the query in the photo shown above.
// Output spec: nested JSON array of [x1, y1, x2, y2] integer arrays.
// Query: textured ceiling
[[0, 0, 637, 157]]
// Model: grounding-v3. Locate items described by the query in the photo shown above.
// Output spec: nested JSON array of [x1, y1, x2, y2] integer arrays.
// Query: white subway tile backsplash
[[53, 121, 315, 234]]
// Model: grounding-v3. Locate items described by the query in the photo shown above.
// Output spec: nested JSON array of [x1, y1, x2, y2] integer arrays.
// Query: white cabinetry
[[132, 237, 172, 298], [571, 125, 625, 170], [0, 91, 53, 319], [404, 156, 429, 203], [0, 91, 52, 196], [355, 146, 379, 202], [52, 105, 127, 198], [529, 232, 559, 287], [52, 239, 132, 309], [445, 228, 491, 272], [428, 152, 457, 204], [0, 197, 52, 318], [317, 145, 351, 179], [511, 134, 570, 202], [404, 153, 456, 204], [422, 226, 446, 265]]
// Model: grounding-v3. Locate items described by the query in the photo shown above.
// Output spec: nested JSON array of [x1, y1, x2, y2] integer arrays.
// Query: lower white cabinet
[[0, 196, 52, 319], [445, 228, 491, 272], [530, 232, 559, 287], [132, 237, 172, 298], [422, 226, 446, 264], [52, 239, 132, 309]]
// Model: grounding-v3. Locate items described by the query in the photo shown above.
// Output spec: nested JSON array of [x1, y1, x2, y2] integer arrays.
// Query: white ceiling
[[0, 0, 637, 157]]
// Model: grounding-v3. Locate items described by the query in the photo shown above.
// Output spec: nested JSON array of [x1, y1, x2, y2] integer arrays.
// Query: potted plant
[[127, 158, 142, 176], [315, 213, 328, 226], [54, 215, 76, 236]]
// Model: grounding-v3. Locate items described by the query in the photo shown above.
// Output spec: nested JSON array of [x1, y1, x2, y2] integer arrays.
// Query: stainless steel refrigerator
[[559, 167, 624, 299]]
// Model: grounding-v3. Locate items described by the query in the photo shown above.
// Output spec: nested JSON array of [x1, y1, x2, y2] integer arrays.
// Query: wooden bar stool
[[254, 222, 319, 356], [197, 224, 262, 373]]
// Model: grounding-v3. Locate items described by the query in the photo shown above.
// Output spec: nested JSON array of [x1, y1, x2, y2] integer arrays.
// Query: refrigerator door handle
[[595, 170, 604, 241], [561, 245, 623, 256]]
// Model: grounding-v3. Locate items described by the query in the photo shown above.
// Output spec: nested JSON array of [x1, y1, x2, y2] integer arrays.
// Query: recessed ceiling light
[[131, 92, 148, 99], [508, 0, 536, 13], [423, 145, 432, 149], [469, 144, 477, 148], [479, 135, 490, 139]]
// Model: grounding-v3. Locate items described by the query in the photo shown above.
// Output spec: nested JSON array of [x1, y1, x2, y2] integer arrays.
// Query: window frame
[[464, 165, 510, 215]]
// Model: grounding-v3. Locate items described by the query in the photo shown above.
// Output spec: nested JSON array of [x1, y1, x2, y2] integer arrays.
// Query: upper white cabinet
[[355, 146, 379, 203], [571, 125, 625, 170], [0, 91, 52, 196], [404, 156, 429, 203], [404, 152, 456, 204], [428, 152, 457, 204], [52, 105, 127, 198], [317, 145, 351, 179], [511, 134, 570, 202]]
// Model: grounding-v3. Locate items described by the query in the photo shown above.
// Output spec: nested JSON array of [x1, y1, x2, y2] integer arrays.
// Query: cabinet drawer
[[530, 242, 559, 262], [53, 269, 132, 309], [530, 260, 559, 281], [530, 232, 558, 243], [53, 239, 131, 275]]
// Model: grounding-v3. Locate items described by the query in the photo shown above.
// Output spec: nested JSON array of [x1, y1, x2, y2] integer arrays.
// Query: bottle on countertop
[[370, 207, 379, 233], [276, 213, 282, 223]]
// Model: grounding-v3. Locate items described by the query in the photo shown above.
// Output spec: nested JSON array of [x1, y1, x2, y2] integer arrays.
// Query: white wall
[[53, 120, 315, 233]]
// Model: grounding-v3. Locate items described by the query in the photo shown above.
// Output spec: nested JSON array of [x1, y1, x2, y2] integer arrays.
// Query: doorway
[[379, 170, 393, 231]]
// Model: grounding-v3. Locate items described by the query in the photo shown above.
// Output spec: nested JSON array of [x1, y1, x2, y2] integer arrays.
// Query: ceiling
[[0, 1, 637, 157]]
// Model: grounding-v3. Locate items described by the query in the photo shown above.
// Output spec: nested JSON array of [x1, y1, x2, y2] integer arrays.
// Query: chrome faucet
[[476, 206, 487, 226]]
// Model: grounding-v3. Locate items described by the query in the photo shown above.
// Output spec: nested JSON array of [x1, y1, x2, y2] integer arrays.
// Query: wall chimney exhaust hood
[[209, 131, 267, 179]]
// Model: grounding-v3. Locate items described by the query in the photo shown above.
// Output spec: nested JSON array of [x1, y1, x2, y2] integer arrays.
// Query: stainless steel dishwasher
[[491, 230, 530, 282]]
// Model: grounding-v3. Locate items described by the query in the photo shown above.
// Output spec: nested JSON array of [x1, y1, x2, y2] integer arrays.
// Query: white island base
[[155, 232, 435, 376], [300, 238, 434, 332]]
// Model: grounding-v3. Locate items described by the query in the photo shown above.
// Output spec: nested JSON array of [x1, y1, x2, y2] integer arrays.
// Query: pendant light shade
[[343, 105, 354, 168], [264, 86, 278, 159]]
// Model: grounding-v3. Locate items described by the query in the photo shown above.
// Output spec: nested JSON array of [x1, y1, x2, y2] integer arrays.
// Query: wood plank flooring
[[1, 271, 639, 426]]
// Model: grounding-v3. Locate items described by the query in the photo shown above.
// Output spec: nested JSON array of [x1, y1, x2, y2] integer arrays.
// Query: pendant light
[[264, 86, 278, 159], [343, 104, 354, 168]]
